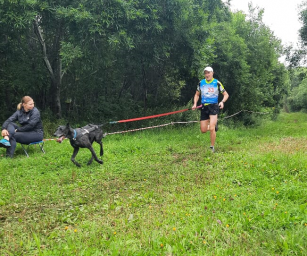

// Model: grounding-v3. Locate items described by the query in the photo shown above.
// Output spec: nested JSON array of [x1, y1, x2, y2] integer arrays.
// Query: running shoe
[[210, 146, 215, 153], [0, 139, 11, 148]]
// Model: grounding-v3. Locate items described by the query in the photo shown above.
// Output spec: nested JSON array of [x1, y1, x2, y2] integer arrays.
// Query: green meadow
[[0, 112, 306, 255]]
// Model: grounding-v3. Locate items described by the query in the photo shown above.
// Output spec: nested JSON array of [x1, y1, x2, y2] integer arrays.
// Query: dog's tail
[[88, 123, 105, 129]]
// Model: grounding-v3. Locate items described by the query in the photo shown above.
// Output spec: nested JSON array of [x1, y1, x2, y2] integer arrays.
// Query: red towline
[[114, 105, 202, 124]]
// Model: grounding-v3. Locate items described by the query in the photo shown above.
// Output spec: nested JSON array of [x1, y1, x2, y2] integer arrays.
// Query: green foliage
[[286, 3, 307, 72], [0, 112, 307, 255], [60, 42, 83, 71], [0, 0, 289, 123], [288, 78, 307, 111], [287, 67, 307, 112], [299, 1, 307, 46], [217, 7, 287, 116]]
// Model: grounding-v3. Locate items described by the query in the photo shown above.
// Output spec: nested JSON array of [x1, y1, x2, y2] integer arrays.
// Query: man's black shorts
[[200, 104, 219, 121]]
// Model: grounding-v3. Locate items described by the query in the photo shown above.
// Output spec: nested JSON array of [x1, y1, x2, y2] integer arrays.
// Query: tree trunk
[[142, 65, 147, 113], [50, 77, 62, 118], [33, 17, 62, 118], [51, 54, 62, 118]]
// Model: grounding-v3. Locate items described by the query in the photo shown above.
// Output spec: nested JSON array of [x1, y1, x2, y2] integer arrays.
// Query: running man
[[192, 66, 229, 152]]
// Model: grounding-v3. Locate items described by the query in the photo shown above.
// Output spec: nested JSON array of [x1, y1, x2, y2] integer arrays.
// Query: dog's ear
[[66, 123, 70, 127]]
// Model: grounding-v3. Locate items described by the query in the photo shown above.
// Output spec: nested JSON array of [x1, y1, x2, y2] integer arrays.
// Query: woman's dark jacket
[[2, 107, 44, 134]]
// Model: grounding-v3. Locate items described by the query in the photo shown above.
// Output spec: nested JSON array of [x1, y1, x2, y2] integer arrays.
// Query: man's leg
[[200, 119, 209, 133], [209, 115, 218, 147]]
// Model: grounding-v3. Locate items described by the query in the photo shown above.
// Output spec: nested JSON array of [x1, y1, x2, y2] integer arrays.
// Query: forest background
[[1, 0, 307, 130]]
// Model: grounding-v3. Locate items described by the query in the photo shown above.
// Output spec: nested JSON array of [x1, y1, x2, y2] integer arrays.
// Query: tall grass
[[0, 112, 306, 255]]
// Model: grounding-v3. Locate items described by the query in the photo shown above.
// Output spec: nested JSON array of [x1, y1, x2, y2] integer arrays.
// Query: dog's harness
[[73, 130, 77, 140], [73, 125, 99, 141]]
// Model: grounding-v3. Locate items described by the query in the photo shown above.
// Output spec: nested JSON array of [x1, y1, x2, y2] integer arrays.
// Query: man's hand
[[192, 104, 197, 110], [219, 101, 224, 109]]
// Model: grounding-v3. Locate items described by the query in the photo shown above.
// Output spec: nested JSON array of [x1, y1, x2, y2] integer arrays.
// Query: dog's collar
[[73, 129, 77, 140]]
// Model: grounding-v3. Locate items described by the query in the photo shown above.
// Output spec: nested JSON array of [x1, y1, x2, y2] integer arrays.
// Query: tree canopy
[[285, 1, 307, 112], [0, 0, 289, 124]]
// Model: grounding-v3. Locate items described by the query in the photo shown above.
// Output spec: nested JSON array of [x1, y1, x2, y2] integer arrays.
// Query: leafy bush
[[288, 79, 307, 112]]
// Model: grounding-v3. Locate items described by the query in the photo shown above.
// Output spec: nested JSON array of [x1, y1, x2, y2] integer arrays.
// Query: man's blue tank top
[[197, 78, 225, 104]]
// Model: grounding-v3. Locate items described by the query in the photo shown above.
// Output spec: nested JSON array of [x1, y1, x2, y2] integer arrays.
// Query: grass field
[[0, 112, 306, 255]]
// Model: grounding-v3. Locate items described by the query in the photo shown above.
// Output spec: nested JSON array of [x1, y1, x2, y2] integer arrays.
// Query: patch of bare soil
[[258, 137, 307, 154]]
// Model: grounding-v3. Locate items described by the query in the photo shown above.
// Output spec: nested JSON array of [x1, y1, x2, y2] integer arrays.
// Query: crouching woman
[[0, 96, 44, 157]]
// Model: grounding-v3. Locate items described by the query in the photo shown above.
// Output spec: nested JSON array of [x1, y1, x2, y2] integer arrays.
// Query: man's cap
[[204, 66, 213, 72]]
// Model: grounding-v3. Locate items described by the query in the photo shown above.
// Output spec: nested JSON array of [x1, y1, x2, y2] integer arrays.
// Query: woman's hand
[[1, 129, 9, 137]]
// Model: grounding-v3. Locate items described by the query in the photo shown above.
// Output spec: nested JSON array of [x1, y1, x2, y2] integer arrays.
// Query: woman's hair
[[17, 96, 33, 110]]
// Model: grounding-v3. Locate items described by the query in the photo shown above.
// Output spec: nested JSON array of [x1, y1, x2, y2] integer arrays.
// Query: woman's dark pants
[[6, 123, 43, 157]]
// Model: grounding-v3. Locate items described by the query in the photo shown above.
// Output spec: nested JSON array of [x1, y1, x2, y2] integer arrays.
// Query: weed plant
[[0, 112, 306, 255]]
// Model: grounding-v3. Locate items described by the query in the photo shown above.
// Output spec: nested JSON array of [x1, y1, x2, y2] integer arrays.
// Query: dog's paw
[[97, 160, 103, 165], [74, 162, 81, 167]]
